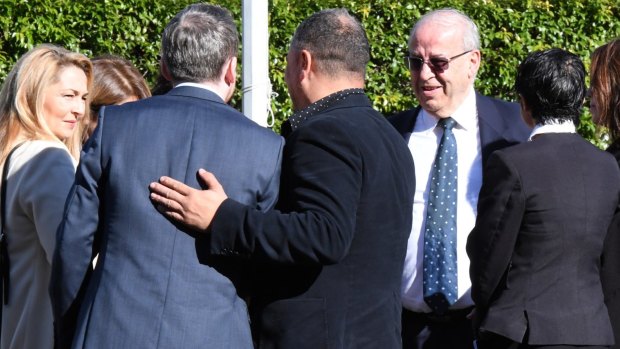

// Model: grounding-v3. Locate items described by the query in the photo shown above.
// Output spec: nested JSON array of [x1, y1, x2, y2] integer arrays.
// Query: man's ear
[[467, 49, 481, 79], [224, 56, 237, 86], [221, 57, 237, 103], [299, 49, 312, 79]]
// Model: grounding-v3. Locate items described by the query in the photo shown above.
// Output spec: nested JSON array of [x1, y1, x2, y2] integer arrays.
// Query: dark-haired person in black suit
[[467, 48, 620, 349], [148, 8, 415, 349]]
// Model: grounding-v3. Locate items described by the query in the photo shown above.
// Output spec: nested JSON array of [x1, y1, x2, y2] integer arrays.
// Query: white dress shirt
[[402, 87, 482, 312]]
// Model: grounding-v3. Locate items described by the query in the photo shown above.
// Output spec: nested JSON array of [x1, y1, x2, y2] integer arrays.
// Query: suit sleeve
[[18, 147, 76, 264], [50, 111, 105, 338], [255, 137, 284, 212], [209, 118, 361, 265], [466, 151, 525, 309]]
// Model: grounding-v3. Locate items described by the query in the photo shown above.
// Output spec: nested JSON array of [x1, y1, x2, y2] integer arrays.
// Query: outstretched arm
[[149, 118, 362, 266]]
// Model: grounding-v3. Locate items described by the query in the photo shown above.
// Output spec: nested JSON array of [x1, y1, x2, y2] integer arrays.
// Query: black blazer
[[208, 94, 415, 348], [602, 140, 620, 348], [467, 133, 620, 345], [388, 93, 530, 166]]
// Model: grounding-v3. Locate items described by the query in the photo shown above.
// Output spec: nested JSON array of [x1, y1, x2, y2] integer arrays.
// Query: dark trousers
[[477, 331, 609, 349], [401, 307, 475, 349]]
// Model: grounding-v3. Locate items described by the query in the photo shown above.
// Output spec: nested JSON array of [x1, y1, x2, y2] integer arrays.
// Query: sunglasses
[[404, 50, 472, 72]]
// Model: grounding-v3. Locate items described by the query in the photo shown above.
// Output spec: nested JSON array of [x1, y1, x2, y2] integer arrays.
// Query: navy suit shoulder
[[476, 94, 529, 162], [105, 88, 280, 141]]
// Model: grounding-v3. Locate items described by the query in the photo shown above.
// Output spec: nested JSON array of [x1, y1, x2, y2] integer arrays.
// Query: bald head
[[409, 8, 480, 52]]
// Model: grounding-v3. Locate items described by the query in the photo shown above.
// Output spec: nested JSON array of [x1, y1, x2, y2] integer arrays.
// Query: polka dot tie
[[423, 117, 458, 314]]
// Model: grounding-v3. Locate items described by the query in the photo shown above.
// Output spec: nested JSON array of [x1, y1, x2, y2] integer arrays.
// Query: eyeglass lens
[[406, 50, 471, 72], [407, 57, 449, 71]]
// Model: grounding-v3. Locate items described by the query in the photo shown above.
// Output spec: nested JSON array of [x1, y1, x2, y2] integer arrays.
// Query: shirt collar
[[174, 82, 222, 99], [528, 119, 576, 141], [419, 86, 477, 132]]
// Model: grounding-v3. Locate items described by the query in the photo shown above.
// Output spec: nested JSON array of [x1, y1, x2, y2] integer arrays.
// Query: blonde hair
[[0, 44, 93, 164]]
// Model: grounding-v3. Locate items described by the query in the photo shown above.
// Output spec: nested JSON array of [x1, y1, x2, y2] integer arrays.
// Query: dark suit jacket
[[388, 93, 530, 166], [602, 140, 620, 348], [50, 86, 284, 348], [208, 93, 415, 348], [467, 133, 620, 345]]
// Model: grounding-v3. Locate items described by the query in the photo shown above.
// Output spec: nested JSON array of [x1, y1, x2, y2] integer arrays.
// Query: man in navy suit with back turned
[[50, 3, 283, 348], [389, 8, 531, 349], [149, 8, 415, 348]]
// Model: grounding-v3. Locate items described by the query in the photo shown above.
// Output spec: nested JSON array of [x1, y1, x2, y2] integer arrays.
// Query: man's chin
[[418, 100, 442, 115]]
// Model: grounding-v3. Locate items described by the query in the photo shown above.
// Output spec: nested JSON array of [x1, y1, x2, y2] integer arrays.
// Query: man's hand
[[149, 169, 228, 231]]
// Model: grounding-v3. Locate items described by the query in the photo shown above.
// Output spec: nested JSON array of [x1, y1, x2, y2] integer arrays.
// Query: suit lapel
[[389, 107, 421, 144]]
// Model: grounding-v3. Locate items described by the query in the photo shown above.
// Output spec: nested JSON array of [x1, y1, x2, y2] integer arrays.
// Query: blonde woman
[[0, 44, 91, 349]]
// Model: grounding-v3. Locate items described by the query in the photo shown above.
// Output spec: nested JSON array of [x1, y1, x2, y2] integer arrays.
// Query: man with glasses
[[389, 8, 530, 349]]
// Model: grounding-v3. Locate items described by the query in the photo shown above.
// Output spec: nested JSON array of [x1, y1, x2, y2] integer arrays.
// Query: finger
[[149, 182, 169, 197], [155, 203, 184, 222], [150, 192, 183, 213], [149, 182, 186, 205], [149, 191, 168, 207], [197, 169, 224, 193], [165, 211, 184, 222], [158, 176, 192, 196]]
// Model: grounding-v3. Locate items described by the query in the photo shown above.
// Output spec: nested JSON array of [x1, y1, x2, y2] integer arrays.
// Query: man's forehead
[[410, 27, 462, 50]]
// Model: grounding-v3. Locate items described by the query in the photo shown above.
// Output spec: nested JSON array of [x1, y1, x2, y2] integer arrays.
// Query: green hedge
[[1, 0, 618, 145]]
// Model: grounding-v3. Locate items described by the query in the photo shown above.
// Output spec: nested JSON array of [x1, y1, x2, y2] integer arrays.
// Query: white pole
[[242, 0, 272, 128]]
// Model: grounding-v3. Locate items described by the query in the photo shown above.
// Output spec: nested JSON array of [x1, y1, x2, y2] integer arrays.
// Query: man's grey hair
[[409, 8, 481, 51], [161, 3, 238, 83], [291, 8, 370, 80]]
